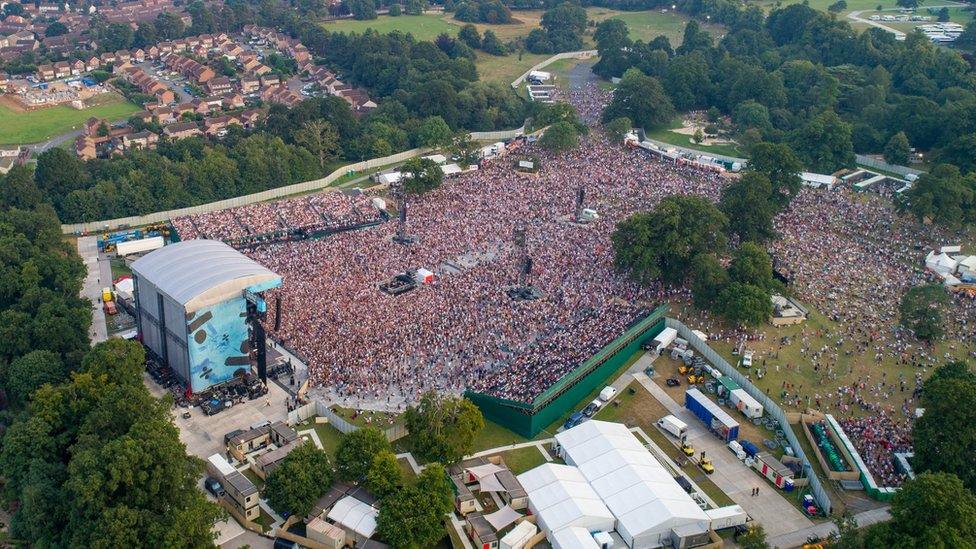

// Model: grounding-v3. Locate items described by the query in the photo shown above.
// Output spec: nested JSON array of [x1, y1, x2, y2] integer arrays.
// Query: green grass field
[[0, 94, 139, 145], [588, 7, 725, 44], [321, 14, 459, 41], [476, 51, 550, 85], [644, 120, 743, 158]]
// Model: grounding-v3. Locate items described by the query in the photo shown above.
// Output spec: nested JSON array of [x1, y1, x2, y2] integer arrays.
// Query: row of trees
[[593, 5, 976, 181], [611, 143, 803, 326]]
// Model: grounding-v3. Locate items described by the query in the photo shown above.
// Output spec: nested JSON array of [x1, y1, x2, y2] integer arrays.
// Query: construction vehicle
[[687, 374, 699, 384], [700, 457, 715, 474], [681, 443, 695, 457], [679, 364, 690, 375], [101, 287, 114, 302]]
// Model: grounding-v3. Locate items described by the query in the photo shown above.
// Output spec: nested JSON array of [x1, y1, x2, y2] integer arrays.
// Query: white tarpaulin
[[484, 505, 522, 531], [466, 463, 505, 480], [478, 473, 506, 493]]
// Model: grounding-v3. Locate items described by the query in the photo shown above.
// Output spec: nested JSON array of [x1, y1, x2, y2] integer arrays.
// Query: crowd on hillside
[[171, 191, 382, 242], [552, 83, 612, 127], [229, 137, 727, 408]]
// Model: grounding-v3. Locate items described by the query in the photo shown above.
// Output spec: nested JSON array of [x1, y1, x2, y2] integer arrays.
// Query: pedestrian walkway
[[770, 507, 891, 548], [77, 236, 107, 343], [633, 373, 814, 538]]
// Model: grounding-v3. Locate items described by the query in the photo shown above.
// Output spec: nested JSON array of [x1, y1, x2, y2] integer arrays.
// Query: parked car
[[204, 477, 225, 498], [583, 400, 601, 417], [666, 377, 681, 387], [563, 411, 584, 430]]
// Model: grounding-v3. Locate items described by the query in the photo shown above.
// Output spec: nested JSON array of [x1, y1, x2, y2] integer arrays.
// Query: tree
[[603, 117, 632, 141], [896, 0, 921, 10], [415, 116, 453, 148], [720, 282, 773, 326], [883, 131, 911, 166], [913, 365, 976, 491], [593, 19, 632, 79], [349, 0, 378, 19], [3, 350, 64, 407], [612, 195, 728, 285], [747, 142, 804, 209], [738, 524, 770, 549], [937, 7, 949, 21], [899, 284, 948, 341], [389, 3, 402, 16], [154, 12, 185, 39], [335, 426, 392, 481], [365, 451, 402, 498], [539, 121, 579, 152], [404, 0, 425, 15], [45, 22, 68, 37], [935, 134, 976, 175], [294, 120, 341, 170], [458, 24, 481, 50], [827, 0, 848, 12], [729, 243, 776, 290], [34, 148, 88, 195], [265, 443, 334, 517], [788, 110, 855, 173], [537, 2, 587, 53], [720, 172, 777, 243], [692, 128, 704, 144], [481, 30, 506, 55], [676, 20, 713, 55], [376, 486, 446, 548], [602, 68, 675, 131], [1, 164, 43, 210], [404, 392, 484, 464], [416, 463, 454, 516], [401, 157, 444, 195], [902, 164, 976, 227], [690, 253, 729, 310], [864, 473, 976, 547]]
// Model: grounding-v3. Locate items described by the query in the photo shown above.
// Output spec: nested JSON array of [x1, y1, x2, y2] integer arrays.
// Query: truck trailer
[[685, 388, 740, 441], [116, 236, 165, 257], [729, 388, 764, 419]]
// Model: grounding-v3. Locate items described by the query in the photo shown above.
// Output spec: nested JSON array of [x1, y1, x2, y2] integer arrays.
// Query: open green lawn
[[497, 446, 549, 474], [644, 119, 743, 158], [0, 93, 139, 145], [588, 7, 726, 44], [475, 51, 550, 85], [295, 418, 345, 457], [320, 14, 459, 41]]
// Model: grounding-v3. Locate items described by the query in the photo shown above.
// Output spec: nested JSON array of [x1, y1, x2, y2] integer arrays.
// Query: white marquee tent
[[550, 526, 600, 549], [554, 421, 710, 548], [516, 463, 615, 535], [327, 496, 378, 539]]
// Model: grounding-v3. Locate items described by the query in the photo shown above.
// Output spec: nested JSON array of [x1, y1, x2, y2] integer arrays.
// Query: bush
[[389, 3, 402, 16]]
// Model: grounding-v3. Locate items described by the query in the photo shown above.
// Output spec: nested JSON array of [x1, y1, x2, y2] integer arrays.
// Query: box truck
[[115, 235, 165, 256], [705, 505, 748, 529], [657, 415, 688, 439]]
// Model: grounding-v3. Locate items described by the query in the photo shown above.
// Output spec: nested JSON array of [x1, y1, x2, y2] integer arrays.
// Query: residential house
[[239, 109, 263, 128], [206, 76, 232, 95], [85, 56, 100, 71], [115, 50, 131, 64], [75, 136, 97, 160], [100, 51, 117, 65], [154, 107, 178, 125], [239, 75, 260, 94], [145, 44, 159, 59], [131, 110, 153, 124], [203, 114, 242, 136], [36, 64, 56, 81], [122, 130, 159, 151], [251, 64, 271, 76], [259, 74, 279, 87], [0, 145, 24, 175], [131, 48, 145, 62], [163, 122, 202, 139], [52, 61, 70, 79], [70, 59, 86, 75]]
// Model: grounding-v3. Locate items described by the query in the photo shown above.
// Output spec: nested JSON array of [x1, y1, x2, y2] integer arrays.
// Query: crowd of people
[[171, 191, 383, 243], [167, 135, 722, 410], [839, 414, 913, 487]]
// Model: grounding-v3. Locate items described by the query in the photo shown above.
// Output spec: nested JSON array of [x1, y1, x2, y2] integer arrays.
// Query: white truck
[[657, 415, 688, 439], [705, 505, 748, 530], [599, 386, 617, 402], [115, 236, 165, 256]]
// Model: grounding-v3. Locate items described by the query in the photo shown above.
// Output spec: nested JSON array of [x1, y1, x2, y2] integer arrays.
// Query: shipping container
[[685, 388, 739, 441], [751, 452, 794, 491], [705, 505, 748, 529], [740, 440, 759, 457]]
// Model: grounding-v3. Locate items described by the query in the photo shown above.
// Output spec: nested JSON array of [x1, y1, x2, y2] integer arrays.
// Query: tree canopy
[[912, 362, 976, 492], [602, 68, 675, 131], [404, 391, 484, 464], [899, 284, 948, 341], [401, 157, 445, 195], [335, 426, 392, 481], [265, 442, 334, 517]]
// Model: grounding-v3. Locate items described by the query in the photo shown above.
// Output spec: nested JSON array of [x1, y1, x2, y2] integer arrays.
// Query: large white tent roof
[[555, 421, 709, 546], [550, 526, 600, 549], [327, 496, 378, 538], [517, 463, 614, 534]]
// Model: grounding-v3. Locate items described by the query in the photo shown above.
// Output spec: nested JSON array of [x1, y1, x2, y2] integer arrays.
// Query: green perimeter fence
[[465, 304, 669, 438]]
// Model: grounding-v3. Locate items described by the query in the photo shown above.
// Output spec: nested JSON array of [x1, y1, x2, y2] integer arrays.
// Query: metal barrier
[[510, 50, 598, 88], [855, 154, 923, 177], [666, 318, 834, 515], [287, 400, 407, 442]]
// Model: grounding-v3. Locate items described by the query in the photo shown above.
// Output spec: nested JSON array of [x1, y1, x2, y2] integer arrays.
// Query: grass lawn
[[0, 93, 139, 145], [110, 257, 132, 280], [241, 468, 266, 493], [295, 418, 345, 457], [470, 418, 532, 453], [330, 405, 404, 429], [587, 7, 726, 44], [320, 14, 459, 41], [497, 446, 548, 474], [643, 120, 743, 158], [254, 509, 275, 532], [397, 457, 418, 484], [475, 51, 550, 86]]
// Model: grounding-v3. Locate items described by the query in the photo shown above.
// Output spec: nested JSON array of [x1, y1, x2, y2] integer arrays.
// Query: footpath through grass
[[0, 94, 139, 145]]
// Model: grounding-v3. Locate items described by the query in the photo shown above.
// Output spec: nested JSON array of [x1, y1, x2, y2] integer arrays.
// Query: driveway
[[77, 236, 107, 343], [633, 372, 815, 538]]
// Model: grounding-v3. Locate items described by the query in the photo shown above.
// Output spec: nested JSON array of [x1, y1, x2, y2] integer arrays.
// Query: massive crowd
[[838, 413, 913, 487], [196, 136, 727, 409], [171, 191, 383, 243]]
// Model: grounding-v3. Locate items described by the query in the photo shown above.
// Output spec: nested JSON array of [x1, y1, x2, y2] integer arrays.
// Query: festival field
[[0, 93, 139, 145]]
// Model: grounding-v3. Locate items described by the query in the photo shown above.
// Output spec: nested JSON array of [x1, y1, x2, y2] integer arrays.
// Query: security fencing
[[287, 399, 407, 442], [855, 154, 923, 177], [666, 318, 834, 515]]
